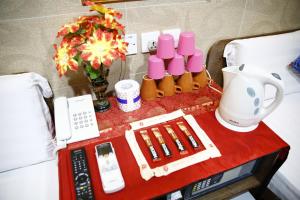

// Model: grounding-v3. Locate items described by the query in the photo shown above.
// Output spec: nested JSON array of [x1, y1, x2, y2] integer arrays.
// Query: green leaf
[[73, 53, 84, 68], [77, 55, 83, 67], [118, 29, 122, 36], [73, 52, 80, 61], [75, 28, 86, 35], [85, 63, 100, 80]]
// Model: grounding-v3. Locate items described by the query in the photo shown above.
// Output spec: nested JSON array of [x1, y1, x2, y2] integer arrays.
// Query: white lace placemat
[[125, 109, 221, 181]]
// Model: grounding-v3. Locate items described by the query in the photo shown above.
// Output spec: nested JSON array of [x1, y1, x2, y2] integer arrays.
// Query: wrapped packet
[[164, 125, 187, 154], [151, 128, 172, 157], [177, 122, 199, 149], [140, 130, 160, 161]]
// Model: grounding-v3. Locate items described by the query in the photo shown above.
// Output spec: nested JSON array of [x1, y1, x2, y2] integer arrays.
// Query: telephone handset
[[54, 95, 99, 145]]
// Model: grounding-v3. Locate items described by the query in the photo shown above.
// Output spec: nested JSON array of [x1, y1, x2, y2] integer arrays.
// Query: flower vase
[[90, 76, 111, 112], [85, 63, 111, 112]]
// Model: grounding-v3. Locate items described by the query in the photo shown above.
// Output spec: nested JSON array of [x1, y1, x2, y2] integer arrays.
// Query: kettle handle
[[258, 73, 284, 121]]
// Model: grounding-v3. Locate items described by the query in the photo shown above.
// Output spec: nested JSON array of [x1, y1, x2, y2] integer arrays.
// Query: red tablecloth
[[94, 83, 221, 135], [58, 84, 289, 200]]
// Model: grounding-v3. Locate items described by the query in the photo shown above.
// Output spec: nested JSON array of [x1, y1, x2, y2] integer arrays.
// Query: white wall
[[0, 0, 299, 97]]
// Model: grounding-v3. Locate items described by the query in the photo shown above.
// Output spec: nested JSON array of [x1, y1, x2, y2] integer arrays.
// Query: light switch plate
[[141, 31, 160, 53], [125, 33, 138, 55]]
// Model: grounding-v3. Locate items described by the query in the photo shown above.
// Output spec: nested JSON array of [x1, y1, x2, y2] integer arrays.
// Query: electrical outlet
[[162, 28, 181, 48], [125, 33, 137, 55], [141, 31, 160, 53], [147, 40, 157, 52]]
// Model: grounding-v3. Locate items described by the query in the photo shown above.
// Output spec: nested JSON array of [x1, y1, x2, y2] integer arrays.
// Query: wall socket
[[141, 31, 160, 53], [147, 40, 157, 52], [125, 33, 137, 55]]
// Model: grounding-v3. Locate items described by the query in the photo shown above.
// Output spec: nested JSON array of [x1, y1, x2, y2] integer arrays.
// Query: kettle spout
[[222, 65, 243, 89]]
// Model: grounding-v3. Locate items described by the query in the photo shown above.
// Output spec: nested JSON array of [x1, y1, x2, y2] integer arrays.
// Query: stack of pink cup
[[147, 31, 204, 79], [142, 31, 206, 101]]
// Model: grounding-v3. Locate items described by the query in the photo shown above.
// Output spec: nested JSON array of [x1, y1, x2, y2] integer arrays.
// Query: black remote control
[[71, 148, 94, 200]]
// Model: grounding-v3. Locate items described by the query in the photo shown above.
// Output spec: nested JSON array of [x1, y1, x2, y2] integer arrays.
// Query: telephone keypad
[[72, 111, 95, 131]]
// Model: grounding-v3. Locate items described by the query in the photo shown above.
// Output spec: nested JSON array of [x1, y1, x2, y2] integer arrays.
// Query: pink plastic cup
[[177, 32, 196, 56], [148, 55, 165, 80], [157, 34, 175, 59], [186, 49, 204, 72], [167, 52, 185, 76]]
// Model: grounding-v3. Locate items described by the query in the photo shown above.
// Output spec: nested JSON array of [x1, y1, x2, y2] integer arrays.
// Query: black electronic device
[[182, 159, 258, 199], [71, 148, 94, 200]]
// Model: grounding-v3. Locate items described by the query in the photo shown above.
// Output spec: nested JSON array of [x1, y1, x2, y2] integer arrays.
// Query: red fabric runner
[[58, 83, 289, 200]]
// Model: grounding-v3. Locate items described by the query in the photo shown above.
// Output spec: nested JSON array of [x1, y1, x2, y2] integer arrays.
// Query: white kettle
[[215, 64, 284, 132]]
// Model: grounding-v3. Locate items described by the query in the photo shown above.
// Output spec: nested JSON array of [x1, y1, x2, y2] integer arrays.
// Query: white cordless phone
[[54, 95, 99, 145], [95, 142, 125, 194]]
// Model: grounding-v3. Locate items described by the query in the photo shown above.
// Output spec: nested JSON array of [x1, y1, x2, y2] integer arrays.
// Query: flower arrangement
[[53, 1, 128, 112], [53, 1, 128, 80]]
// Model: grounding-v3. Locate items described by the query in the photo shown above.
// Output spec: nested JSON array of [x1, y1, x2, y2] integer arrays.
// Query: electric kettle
[[215, 64, 284, 132]]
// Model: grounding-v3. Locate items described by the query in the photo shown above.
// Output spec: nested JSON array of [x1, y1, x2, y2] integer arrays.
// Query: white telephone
[[54, 94, 99, 146]]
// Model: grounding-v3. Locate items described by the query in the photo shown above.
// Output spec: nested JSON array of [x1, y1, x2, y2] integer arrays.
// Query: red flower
[[53, 3, 127, 78]]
